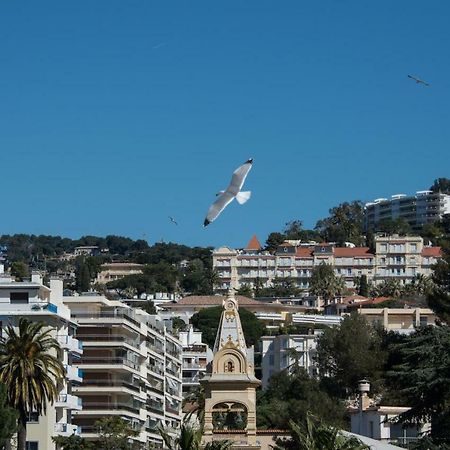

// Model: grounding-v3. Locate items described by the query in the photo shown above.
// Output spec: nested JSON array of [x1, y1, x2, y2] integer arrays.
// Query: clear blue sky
[[1, 1, 449, 249]]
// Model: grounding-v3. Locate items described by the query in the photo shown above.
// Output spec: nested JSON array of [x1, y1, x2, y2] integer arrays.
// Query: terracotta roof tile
[[333, 247, 374, 257], [295, 247, 314, 257], [421, 247, 441, 257], [245, 235, 262, 250]]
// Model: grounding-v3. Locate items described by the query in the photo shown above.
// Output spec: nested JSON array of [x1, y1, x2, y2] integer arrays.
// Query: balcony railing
[[57, 335, 83, 354], [56, 394, 82, 410], [71, 312, 139, 327], [54, 423, 80, 436], [82, 401, 142, 414], [80, 379, 140, 392], [78, 334, 141, 349], [64, 364, 83, 382], [77, 357, 140, 370]]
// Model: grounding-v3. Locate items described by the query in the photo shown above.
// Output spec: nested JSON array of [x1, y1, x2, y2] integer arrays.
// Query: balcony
[[57, 335, 83, 355], [64, 364, 83, 383], [79, 334, 141, 350], [77, 357, 140, 371], [56, 394, 82, 410], [81, 401, 142, 415], [54, 423, 80, 436], [78, 379, 141, 393], [71, 311, 139, 327]]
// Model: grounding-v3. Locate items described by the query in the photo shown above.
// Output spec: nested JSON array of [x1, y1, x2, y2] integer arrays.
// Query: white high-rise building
[[63, 293, 183, 449], [0, 269, 83, 450]]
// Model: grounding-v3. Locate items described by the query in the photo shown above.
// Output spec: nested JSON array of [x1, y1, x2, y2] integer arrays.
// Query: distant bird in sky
[[408, 74, 430, 86], [203, 158, 253, 227], [168, 216, 178, 226]]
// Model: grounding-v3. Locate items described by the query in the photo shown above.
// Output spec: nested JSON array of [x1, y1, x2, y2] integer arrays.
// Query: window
[[10, 292, 29, 304], [420, 316, 428, 327], [26, 443, 38, 450], [27, 412, 39, 423], [380, 244, 387, 252], [411, 243, 417, 252], [269, 354, 274, 366], [347, 268, 352, 275]]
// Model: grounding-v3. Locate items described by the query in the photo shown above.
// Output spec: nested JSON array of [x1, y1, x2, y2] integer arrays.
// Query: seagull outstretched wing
[[203, 158, 253, 227]]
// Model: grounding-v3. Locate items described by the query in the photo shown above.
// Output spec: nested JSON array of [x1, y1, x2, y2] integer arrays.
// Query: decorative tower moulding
[[201, 290, 261, 449]]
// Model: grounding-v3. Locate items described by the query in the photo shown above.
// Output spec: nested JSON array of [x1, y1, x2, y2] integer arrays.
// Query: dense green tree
[[190, 306, 266, 349], [375, 218, 412, 236], [0, 318, 65, 450], [315, 314, 386, 398], [284, 220, 321, 242], [235, 284, 254, 297], [258, 277, 301, 298], [0, 383, 17, 448], [427, 252, 450, 324], [75, 261, 91, 293], [309, 263, 346, 302], [430, 177, 450, 194], [181, 259, 218, 295], [257, 368, 346, 430], [386, 325, 450, 444], [273, 414, 369, 450], [314, 201, 365, 246], [95, 416, 139, 450], [52, 434, 94, 450], [10, 261, 29, 281], [358, 275, 369, 297], [265, 232, 286, 253]]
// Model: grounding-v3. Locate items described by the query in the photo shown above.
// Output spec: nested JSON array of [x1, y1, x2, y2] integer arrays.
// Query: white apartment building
[[63, 294, 182, 449], [213, 235, 441, 294], [259, 332, 319, 389], [178, 326, 213, 397], [0, 268, 83, 450], [364, 190, 450, 231]]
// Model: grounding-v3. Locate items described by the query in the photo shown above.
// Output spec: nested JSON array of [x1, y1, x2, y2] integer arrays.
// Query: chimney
[[50, 278, 64, 303], [31, 271, 42, 284], [358, 379, 371, 411]]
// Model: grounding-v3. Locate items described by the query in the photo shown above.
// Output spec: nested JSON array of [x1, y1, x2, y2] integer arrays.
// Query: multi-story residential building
[[358, 307, 436, 334], [364, 190, 450, 231], [95, 262, 144, 284], [0, 267, 83, 450], [63, 293, 182, 449], [213, 235, 441, 295], [178, 326, 213, 396], [259, 332, 319, 389]]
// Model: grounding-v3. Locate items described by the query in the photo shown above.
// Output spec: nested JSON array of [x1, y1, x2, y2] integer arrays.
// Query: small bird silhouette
[[408, 74, 430, 86], [168, 216, 178, 226]]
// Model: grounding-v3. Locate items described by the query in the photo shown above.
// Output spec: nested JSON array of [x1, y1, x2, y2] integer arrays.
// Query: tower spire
[[213, 289, 247, 354]]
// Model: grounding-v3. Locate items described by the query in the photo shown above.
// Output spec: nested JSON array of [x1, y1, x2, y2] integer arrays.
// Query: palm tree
[[159, 424, 232, 450], [274, 414, 369, 450], [0, 318, 65, 450]]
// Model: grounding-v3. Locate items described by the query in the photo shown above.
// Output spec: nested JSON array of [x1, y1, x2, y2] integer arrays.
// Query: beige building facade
[[213, 235, 441, 294]]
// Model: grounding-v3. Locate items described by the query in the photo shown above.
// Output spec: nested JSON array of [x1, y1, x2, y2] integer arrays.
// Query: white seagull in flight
[[203, 158, 253, 227]]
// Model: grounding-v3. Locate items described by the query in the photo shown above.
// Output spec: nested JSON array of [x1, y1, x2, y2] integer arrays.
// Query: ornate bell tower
[[201, 291, 261, 449]]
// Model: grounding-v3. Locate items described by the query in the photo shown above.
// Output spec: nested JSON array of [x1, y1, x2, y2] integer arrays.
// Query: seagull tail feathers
[[236, 191, 251, 205]]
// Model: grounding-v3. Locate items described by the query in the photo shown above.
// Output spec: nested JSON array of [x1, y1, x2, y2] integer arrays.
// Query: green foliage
[[273, 414, 369, 450], [430, 177, 450, 194], [314, 201, 365, 246], [0, 383, 17, 447], [357, 275, 369, 297], [257, 368, 346, 430], [10, 261, 29, 281], [190, 306, 266, 349], [265, 232, 286, 253], [181, 259, 218, 295], [428, 252, 450, 324], [309, 263, 346, 301], [257, 277, 301, 298], [386, 325, 450, 444], [315, 314, 386, 398], [0, 318, 65, 450], [159, 424, 232, 450], [235, 284, 254, 297], [95, 416, 140, 450], [284, 220, 321, 242], [375, 218, 412, 235], [75, 261, 91, 293], [52, 434, 94, 450]]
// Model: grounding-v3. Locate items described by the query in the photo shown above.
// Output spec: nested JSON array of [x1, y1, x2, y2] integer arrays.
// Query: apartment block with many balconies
[[213, 235, 442, 295], [63, 293, 182, 449], [0, 267, 83, 450], [364, 190, 450, 232]]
